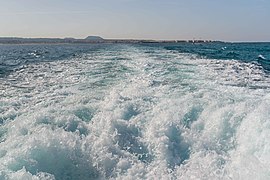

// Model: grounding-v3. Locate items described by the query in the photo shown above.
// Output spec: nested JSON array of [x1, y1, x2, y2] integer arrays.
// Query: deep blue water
[[0, 43, 270, 179], [1, 43, 270, 76]]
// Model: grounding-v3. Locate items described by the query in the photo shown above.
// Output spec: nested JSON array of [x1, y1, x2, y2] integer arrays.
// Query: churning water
[[0, 43, 270, 179]]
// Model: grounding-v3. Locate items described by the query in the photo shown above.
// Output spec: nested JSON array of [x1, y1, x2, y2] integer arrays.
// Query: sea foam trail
[[0, 44, 270, 179]]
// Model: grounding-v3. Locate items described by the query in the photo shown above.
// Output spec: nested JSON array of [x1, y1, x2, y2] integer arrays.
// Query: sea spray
[[0, 43, 270, 179]]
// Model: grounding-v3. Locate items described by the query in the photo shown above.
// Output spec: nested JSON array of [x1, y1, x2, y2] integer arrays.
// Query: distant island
[[85, 36, 104, 41], [0, 36, 217, 44]]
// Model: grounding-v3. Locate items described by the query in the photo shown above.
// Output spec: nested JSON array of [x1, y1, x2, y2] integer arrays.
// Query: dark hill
[[85, 36, 104, 41]]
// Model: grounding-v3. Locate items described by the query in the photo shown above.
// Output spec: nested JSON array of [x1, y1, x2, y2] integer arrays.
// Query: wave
[[0, 44, 270, 179]]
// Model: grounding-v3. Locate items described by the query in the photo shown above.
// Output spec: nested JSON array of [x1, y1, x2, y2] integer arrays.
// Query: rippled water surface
[[0, 43, 270, 179]]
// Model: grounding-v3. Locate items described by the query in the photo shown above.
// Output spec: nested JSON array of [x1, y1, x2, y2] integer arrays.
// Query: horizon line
[[0, 36, 270, 43]]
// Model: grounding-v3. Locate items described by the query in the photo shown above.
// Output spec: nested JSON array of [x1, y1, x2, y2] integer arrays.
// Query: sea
[[0, 42, 270, 179]]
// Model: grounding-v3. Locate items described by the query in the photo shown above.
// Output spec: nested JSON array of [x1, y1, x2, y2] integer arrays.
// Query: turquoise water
[[0, 43, 270, 179]]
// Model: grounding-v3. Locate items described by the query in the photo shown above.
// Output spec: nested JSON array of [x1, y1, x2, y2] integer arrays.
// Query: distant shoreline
[[0, 37, 269, 45], [0, 36, 221, 45]]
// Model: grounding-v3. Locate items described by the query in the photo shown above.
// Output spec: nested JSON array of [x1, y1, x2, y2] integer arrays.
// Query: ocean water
[[0, 42, 270, 179]]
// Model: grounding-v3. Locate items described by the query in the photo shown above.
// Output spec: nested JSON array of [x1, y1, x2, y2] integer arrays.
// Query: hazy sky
[[0, 0, 269, 41]]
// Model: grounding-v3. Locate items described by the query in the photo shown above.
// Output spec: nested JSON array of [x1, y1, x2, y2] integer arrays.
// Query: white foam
[[0, 45, 270, 179]]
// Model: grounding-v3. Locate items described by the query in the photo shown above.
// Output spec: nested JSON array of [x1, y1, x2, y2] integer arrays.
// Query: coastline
[[0, 37, 219, 45]]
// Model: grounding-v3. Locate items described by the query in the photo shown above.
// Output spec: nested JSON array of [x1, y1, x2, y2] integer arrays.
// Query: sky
[[0, 0, 269, 41]]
